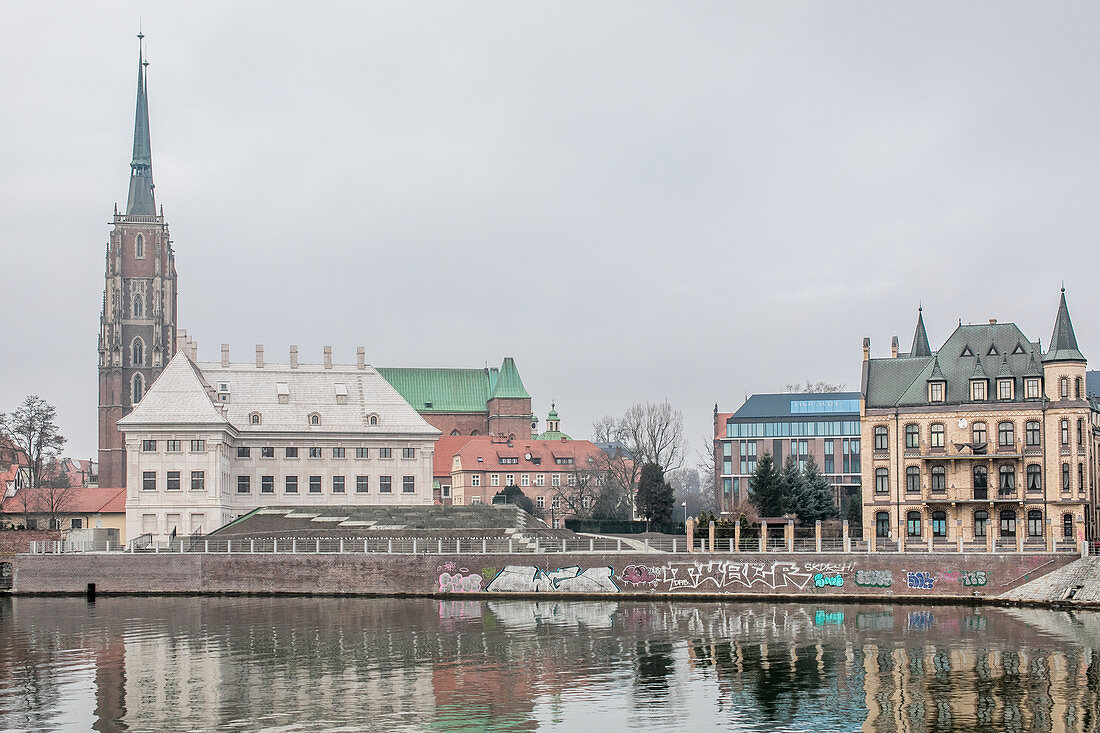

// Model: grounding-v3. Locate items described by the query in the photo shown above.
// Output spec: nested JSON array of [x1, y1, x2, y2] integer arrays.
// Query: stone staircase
[[1001, 557, 1100, 603]]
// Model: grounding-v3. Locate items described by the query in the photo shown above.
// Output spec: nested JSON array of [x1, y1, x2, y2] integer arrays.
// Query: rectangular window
[[142, 440, 156, 452], [356, 475, 369, 493], [379, 476, 392, 493], [166, 440, 181, 453], [285, 475, 298, 494], [998, 379, 1013, 400], [143, 471, 156, 491], [191, 471, 205, 491], [930, 424, 945, 449], [1078, 419, 1084, 446], [70, 517, 83, 530], [998, 422, 1014, 447], [521, 474, 530, 486], [237, 475, 251, 494], [471, 474, 481, 487], [237, 447, 251, 459], [1026, 422, 1040, 446], [506, 474, 515, 486], [309, 447, 322, 459], [971, 380, 987, 401], [190, 439, 205, 452], [261, 475, 274, 493], [500, 457, 519, 465], [875, 468, 888, 494], [470, 496, 483, 505], [851, 439, 860, 472], [166, 471, 181, 491], [356, 447, 369, 459], [402, 448, 415, 459], [402, 476, 415, 493], [929, 382, 944, 402], [1079, 463, 1085, 489], [333, 447, 345, 458], [536, 496, 545, 509], [309, 476, 321, 494], [261, 446, 275, 458], [491, 474, 500, 487], [332, 476, 345, 493], [285, 447, 299, 458], [379, 448, 392, 459], [1061, 419, 1069, 446], [1063, 463, 1070, 491], [535, 474, 545, 487], [551, 474, 561, 487], [1026, 379, 1040, 399], [554, 457, 574, 465]]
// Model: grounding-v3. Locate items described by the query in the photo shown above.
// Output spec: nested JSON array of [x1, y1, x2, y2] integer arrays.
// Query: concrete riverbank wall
[[2, 551, 1077, 601]]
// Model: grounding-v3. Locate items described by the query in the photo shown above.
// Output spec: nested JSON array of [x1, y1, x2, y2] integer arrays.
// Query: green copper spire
[[910, 306, 932, 358], [1043, 287, 1085, 362], [489, 357, 530, 400], [125, 32, 156, 216]]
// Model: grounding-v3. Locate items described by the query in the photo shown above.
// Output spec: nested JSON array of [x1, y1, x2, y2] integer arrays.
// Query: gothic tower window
[[135, 234, 144, 258], [132, 338, 144, 366], [132, 373, 145, 404], [133, 293, 143, 318]]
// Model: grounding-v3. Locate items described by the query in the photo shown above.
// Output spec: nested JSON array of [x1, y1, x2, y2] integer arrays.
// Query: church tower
[[98, 33, 178, 488]]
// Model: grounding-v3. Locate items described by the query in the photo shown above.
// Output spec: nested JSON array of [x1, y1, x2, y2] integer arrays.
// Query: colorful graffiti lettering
[[660, 561, 814, 592], [937, 570, 960, 584], [438, 572, 483, 593], [803, 562, 854, 574], [854, 569, 893, 588], [961, 570, 988, 587], [485, 566, 619, 593], [814, 610, 845, 625], [906, 571, 936, 590], [621, 565, 660, 587], [813, 573, 844, 588], [437, 562, 467, 573], [480, 567, 498, 582]]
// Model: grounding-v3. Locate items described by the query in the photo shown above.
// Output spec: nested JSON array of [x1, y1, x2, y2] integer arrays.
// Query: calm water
[[1, 596, 1098, 732]]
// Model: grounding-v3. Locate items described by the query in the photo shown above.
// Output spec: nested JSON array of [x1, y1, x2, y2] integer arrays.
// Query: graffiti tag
[[438, 573, 483, 593], [660, 561, 814, 592], [906, 572, 936, 590], [854, 569, 893, 588], [621, 565, 661, 587], [960, 570, 988, 587], [485, 566, 619, 593], [813, 573, 844, 588]]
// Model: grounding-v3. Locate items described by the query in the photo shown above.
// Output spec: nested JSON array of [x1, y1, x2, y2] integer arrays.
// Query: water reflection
[[0, 596, 1098, 732]]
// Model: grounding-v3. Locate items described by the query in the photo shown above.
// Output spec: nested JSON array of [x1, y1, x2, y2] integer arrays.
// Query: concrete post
[[787, 520, 793, 553], [509, 539, 513, 553], [709, 523, 715, 553], [438, 539, 443, 554], [316, 539, 321, 553], [760, 521, 768, 553], [589, 538, 594, 552], [842, 520, 850, 553], [482, 539, 487, 553], [205, 540, 209, 553], [1016, 529, 1022, 554], [644, 538, 650, 553], [339, 539, 344, 554], [672, 538, 677, 553], [956, 519, 963, 553], [927, 521, 933, 553], [899, 520, 906, 554], [734, 522, 741, 553], [986, 523, 992, 553], [1045, 519, 1053, 553], [413, 539, 417, 554], [686, 518, 695, 554], [251, 539, 255, 553], [274, 539, 278, 553], [388, 539, 392, 553], [815, 520, 822, 553]]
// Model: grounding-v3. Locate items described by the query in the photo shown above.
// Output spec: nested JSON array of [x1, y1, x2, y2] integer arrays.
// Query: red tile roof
[[432, 436, 475, 478], [1, 487, 125, 515], [450, 436, 608, 473]]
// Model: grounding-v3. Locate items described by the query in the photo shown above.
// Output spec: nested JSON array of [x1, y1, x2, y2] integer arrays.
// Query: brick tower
[[97, 33, 178, 488]]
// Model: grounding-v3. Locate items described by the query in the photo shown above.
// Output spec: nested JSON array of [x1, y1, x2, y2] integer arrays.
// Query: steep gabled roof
[[119, 351, 228, 426], [910, 309, 932, 358], [490, 357, 531, 400], [1044, 289, 1086, 363]]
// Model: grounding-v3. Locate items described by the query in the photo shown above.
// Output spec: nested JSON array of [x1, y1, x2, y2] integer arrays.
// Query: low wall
[[4, 551, 1075, 600], [0, 530, 60, 556]]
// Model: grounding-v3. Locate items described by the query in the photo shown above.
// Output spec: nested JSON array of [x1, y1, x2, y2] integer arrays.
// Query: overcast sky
[[2, 2, 1098, 463]]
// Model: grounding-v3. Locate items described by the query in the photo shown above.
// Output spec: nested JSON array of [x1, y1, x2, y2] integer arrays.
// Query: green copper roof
[[1044, 289, 1085, 363], [378, 358, 529, 412], [490, 357, 530, 400], [910, 308, 932, 358], [126, 34, 156, 216], [535, 429, 571, 441]]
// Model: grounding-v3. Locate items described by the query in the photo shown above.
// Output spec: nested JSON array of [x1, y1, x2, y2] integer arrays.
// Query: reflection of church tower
[[97, 33, 178, 488]]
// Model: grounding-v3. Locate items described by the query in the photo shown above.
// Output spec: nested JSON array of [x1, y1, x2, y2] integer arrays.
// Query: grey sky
[[2, 2, 1098, 462]]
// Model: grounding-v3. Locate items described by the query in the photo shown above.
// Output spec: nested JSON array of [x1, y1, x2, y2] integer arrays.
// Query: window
[[132, 294, 143, 319], [356, 476, 368, 493], [332, 476, 345, 493], [1060, 377, 1069, 398], [250, 413, 262, 425], [906, 466, 920, 493], [309, 413, 320, 426], [1026, 464, 1041, 491], [276, 381, 289, 404], [973, 422, 987, 445], [998, 379, 1013, 400], [973, 465, 987, 489], [521, 474, 530, 487], [1079, 462, 1084, 489], [309, 476, 321, 494], [190, 440, 205, 452], [402, 448, 415, 459], [238, 447, 251, 458], [471, 475, 481, 487], [142, 471, 156, 491], [402, 476, 415, 493], [132, 338, 144, 366], [379, 476, 392, 493], [1025, 421, 1040, 447], [142, 440, 157, 452], [999, 465, 1015, 492], [379, 448, 392, 459], [874, 426, 888, 451], [1063, 513, 1074, 539], [491, 474, 500, 487], [70, 518, 83, 530], [930, 465, 946, 492], [907, 511, 922, 537], [552, 474, 561, 487], [285, 476, 298, 493], [1026, 378, 1040, 399], [191, 471, 205, 491], [237, 476, 251, 494], [166, 471, 181, 491], [929, 382, 945, 402], [875, 512, 890, 538], [998, 422, 1014, 447], [132, 374, 144, 404], [930, 424, 945, 449], [552, 496, 561, 509], [932, 511, 947, 537], [1061, 419, 1070, 446], [356, 448, 368, 459], [261, 446, 275, 458], [309, 447, 322, 459], [505, 474, 515, 486], [332, 447, 345, 459], [567, 474, 577, 486], [1078, 419, 1084, 446], [1028, 510, 1043, 537], [1075, 377, 1082, 399], [554, 457, 574, 465], [905, 424, 919, 449], [135, 234, 144, 258], [536, 474, 545, 486], [971, 380, 987, 401], [261, 476, 274, 494], [875, 468, 889, 494], [974, 510, 988, 538], [1000, 510, 1017, 537], [1062, 463, 1070, 491], [368, 415, 378, 426], [536, 496, 545, 509], [286, 447, 299, 458]]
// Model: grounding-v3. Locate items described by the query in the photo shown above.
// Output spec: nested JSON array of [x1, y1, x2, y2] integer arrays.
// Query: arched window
[[450, 429, 460, 436], [875, 468, 889, 494], [131, 338, 144, 366], [1075, 377, 1082, 399], [999, 510, 1017, 537], [135, 234, 144, 258], [1060, 377, 1069, 398], [1063, 513, 1074, 538], [930, 424, 945, 449], [907, 511, 922, 537], [308, 413, 320, 426], [904, 424, 919, 449], [132, 373, 144, 404], [930, 465, 946, 492], [1025, 421, 1040, 446], [1026, 464, 1041, 491], [974, 510, 988, 537], [999, 465, 1015, 491], [875, 512, 890, 538], [368, 414, 378, 426], [874, 426, 888, 451], [249, 412, 262, 425], [972, 422, 987, 444], [998, 421, 1014, 447], [1027, 510, 1043, 537], [905, 466, 920, 492], [133, 294, 143, 318], [470, 429, 480, 436], [932, 511, 947, 537]]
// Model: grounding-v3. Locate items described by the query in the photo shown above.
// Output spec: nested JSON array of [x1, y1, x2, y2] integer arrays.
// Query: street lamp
[[682, 501, 687, 525]]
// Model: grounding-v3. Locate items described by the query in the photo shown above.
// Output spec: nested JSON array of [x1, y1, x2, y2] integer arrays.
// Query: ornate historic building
[[98, 35, 178, 489], [860, 293, 1099, 549]]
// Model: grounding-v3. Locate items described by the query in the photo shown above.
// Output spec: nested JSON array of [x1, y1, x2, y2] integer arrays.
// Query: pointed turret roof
[[911, 307, 932, 358], [1044, 288, 1086, 363], [1024, 352, 1042, 376], [970, 354, 987, 379], [489, 357, 531, 400], [997, 354, 1013, 377], [119, 350, 228, 427], [125, 33, 156, 216], [928, 356, 945, 381]]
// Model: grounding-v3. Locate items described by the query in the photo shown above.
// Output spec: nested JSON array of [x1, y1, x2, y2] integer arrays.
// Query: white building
[[119, 347, 440, 541]]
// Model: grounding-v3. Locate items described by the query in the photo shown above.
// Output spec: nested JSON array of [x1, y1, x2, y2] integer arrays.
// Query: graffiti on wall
[[906, 571, 936, 590], [485, 565, 619, 593], [854, 569, 893, 588], [813, 573, 844, 588], [654, 561, 815, 592], [437, 562, 484, 593], [900, 568, 990, 591], [621, 565, 661, 587]]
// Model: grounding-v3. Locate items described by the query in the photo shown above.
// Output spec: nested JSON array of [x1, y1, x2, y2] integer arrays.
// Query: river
[[0, 596, 1097, 732]]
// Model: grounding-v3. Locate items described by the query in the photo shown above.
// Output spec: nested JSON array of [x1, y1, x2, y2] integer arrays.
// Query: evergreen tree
[[493, 485, 536, 516], [798, 455, 837, 523], [748, 452, 783, 517], [777, 454, 806, 518], [636, 462, 674, 525]]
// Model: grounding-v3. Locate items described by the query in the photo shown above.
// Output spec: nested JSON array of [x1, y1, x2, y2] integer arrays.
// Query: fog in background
[[2, 2, 1098, 461]]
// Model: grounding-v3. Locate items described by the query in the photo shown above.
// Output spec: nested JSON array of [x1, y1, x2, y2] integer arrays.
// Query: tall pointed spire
[[910, 306, 932, 358], [125, 31, 156, 216], [1043, 287, 1085, 362]]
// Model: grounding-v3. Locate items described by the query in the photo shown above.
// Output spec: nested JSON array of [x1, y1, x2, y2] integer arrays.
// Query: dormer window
[[970, 379, 987, 401], [308, 412, 321, 426], [368, 414, 379, 426], [249, 412, 262, 425], [987, 344, 998, 356], [960, 345, 973, 357], [928, 382, 945, 403], [998, 379, 1013, 400], [276, 381, 289, 404], [334, 383, 348, 405], [1025, 378, 1040, 399]]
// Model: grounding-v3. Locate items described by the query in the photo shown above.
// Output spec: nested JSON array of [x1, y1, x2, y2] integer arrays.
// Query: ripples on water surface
[[1, 596, 1098, 732]]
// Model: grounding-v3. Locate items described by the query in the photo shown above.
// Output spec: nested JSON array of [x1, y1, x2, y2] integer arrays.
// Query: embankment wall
[[2, 551, 1075, 600]]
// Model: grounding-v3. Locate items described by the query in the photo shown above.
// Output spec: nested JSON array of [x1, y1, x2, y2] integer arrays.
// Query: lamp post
[[682, 501, 688, 525]]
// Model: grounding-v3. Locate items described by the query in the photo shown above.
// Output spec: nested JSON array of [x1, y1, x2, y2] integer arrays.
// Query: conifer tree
[[799, 455, 838, 523], [636, 462, 674, 525], [778, 454, 805, 518], [748, 452, 783, 517]]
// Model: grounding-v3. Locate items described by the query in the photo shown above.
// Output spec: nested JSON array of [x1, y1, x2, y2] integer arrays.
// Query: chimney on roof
[[357, 346, 365, 370], [863, 337, 870, 361], [221, 344, 230, 367], [891, 336, 899, 358], [255, 345, 264, 368], [290, 345, 298, 369], [989, 318, 997, 324], [323, 346, 332, 369]]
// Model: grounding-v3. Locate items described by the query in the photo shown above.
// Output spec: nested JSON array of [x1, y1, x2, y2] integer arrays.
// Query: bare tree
[[784, 381, 846, 393], [616, 401, 685, 473], [1, 396, 66, 489], [14, 487, 38, 530], [549, 456, 604, 521], [37, 460, 75, 530], [668, 467, 718, 519]]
